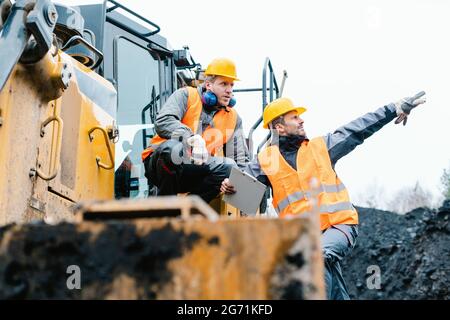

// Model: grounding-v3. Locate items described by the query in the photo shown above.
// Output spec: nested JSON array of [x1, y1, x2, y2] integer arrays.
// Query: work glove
[[394, 91, 427, 126], [187, 134, 208, 165]]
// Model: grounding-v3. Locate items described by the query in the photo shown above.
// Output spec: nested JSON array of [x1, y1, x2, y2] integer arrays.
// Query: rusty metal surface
[[0, 217, 325, 299], [0, 51, 116, 226], [77, 195, 219, 221]]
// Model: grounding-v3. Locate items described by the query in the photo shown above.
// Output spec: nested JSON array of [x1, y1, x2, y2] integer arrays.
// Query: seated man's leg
[[200, 157, 237, 202], [321, 224, 358, 300], [144, 140, 185, 196], [179, 157, 237, 203]]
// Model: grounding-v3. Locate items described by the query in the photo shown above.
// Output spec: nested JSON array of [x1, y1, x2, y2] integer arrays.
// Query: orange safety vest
[[141, 87, 238, 161], [258, 137, 358, 230]]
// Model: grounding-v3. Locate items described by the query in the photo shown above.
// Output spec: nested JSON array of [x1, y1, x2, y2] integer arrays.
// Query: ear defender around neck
[[202, 91, 236, 108], [228, 96, 236, 107]]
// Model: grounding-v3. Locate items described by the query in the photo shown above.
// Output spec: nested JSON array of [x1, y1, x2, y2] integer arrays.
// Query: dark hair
[[270, 115, 285, 129], [205, 75, 217, 83]]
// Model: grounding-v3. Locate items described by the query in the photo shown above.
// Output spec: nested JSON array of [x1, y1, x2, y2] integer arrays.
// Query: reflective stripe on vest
[[141, 87, 237, 161], [318, 202, 355, 213], [258, 137, 358, 230], [276, 183, 348, 213]]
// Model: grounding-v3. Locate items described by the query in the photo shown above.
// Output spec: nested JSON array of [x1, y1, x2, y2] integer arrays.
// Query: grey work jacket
[[245, 104, 398, 186], [154, 86, 249, 168]]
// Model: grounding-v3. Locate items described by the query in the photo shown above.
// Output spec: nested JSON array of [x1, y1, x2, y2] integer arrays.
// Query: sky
[[62, 0, 450, 208]]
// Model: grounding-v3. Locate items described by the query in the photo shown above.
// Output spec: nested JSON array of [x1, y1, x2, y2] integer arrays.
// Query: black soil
[[342, 200, 450, 299]]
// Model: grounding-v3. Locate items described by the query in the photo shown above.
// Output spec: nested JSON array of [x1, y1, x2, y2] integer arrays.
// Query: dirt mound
[[342, 200, 450, 299]]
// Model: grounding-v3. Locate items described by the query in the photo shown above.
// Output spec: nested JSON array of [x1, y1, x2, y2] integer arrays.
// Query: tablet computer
[[223, 167, 267, 215]]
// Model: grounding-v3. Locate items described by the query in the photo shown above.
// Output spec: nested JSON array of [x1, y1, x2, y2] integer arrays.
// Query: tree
[[388, 182, 433, 214], [354, 179, 386, 210], [440, 165, 450, 200]]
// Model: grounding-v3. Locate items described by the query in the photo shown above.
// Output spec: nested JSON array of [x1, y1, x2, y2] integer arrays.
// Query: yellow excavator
[[0, 0, 324, 299]]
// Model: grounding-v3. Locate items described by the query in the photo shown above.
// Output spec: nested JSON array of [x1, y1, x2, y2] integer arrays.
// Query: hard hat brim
[[204, 73, 240, 81], [263, 106, 307, 129]]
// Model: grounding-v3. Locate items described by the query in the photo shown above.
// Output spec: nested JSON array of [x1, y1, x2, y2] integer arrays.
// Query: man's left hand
[[220, 178, 236, 194], [394, 91, 427, 126]]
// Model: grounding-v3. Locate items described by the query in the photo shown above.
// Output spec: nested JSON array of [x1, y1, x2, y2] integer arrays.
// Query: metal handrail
[[261, 57, 280, 110], [257, 132, 272, 154], [88, 126, 115, 170], [36, 115, 63, 181], [248, 64, 290, 157], [245, 58, 282, 158], [247, 116, 262, 160], [141, 85, 159, 149], [61, 35, 104, 70], [106, 0, 160, 37]]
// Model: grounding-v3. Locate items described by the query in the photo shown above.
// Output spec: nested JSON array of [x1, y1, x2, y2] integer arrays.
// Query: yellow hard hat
[[204, 58, 239, 81], [263, 98, 307, 129]]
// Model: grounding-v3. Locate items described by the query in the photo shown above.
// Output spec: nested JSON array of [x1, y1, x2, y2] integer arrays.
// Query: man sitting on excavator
[[142, 58, 249, 203]]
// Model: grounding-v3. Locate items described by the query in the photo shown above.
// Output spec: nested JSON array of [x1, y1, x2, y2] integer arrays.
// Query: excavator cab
[[79, 1, 200, 200], [57, 0, 200, 200], [55, 1, 286, 207], [0, 0, 286, 219], [0, 0, 199, 222]]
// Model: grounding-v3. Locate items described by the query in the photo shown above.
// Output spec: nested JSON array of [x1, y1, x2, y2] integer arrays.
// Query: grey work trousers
[[322, 224, 359, 300], [144, 139, 237, 203]]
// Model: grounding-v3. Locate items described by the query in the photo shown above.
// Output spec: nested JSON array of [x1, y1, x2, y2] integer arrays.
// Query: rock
[[439, 199, 450, 212], [342, 206, 450, 299], [369, 249, 379, 258], [425, 267, 436, 276]]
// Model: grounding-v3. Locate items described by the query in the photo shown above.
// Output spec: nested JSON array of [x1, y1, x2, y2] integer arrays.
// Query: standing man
[[221, 92, 426, 299], [142, 58, 249, 203]]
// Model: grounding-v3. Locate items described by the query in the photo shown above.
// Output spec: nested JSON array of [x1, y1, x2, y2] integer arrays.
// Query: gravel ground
[[342, 200, 450, 299]]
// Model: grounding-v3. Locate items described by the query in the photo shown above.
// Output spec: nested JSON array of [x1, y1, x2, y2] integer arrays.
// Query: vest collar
[[272, 135, 308, 150], [278, 135, 306, 152]]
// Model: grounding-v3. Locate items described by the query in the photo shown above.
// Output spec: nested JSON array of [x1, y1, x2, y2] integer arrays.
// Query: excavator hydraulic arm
[[0, 0, 57, 91]]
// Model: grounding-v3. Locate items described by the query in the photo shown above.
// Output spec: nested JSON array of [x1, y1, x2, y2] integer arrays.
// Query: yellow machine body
[[0, 50, 116, 224]]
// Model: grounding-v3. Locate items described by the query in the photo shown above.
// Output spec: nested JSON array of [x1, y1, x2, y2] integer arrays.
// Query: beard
[[286, 127, 306, 139], [286, 133, 307, 142]]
